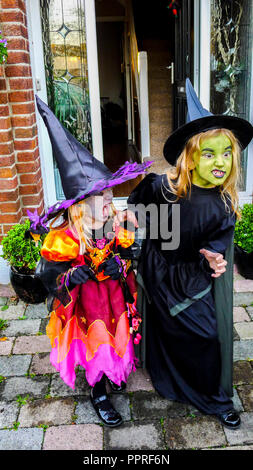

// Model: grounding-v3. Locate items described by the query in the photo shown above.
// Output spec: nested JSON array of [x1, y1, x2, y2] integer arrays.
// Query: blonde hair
[[165, 128, 242, 219], [49, 197, 117, 255]]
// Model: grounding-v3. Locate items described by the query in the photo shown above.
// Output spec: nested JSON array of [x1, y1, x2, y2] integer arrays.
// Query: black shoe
[[107, 378, 126, 394], [216, 409, 241, 429], [90, 389, 123, 427]]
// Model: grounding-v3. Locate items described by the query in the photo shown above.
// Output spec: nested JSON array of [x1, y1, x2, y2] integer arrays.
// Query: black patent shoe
[[216, 409, 241, 429], [107, 378, 127, 393], [90, 390, 123, 427]]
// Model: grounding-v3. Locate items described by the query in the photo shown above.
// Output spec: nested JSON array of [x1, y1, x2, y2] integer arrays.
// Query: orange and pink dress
[[40, 225, 140, 390]]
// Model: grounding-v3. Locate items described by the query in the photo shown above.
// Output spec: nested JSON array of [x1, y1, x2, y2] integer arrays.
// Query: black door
[[173, 0, 194, 130]]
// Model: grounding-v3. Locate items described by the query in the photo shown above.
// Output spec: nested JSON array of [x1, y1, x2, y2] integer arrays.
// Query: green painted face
[[191, 134, 233, 188]]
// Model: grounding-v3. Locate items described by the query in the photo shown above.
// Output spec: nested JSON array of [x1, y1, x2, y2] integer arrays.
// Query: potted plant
[[0, 219, 48, 303], [234, 203, 253, 279]]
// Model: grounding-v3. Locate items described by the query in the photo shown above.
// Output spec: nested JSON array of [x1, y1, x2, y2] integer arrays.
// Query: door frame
[[26, 0, 104, 207], [194, 0, 253, 204]]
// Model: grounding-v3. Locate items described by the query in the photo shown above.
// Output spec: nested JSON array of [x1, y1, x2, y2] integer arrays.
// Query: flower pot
[[234, 244, 253, 280], [10, 266, 48, 304]]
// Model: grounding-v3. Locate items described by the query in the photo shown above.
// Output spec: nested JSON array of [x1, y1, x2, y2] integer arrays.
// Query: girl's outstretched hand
[[112, 209, 138, 231], [199, 248, 227, 278]]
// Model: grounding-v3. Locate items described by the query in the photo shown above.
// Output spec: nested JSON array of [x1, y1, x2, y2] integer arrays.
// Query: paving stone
[[246, 307, 253, 320], [233, 361, 253, 385], [224, 412, 253, 446], [0, 337, 14, 355], [234, 323, 253, 340], [164, 415, 226, 449], [234, 280, 253, 292], [233, 327, 240, 341], [3, 319, 41, 337], [0, 428, 44, 450], [0, 304, 26, 320], [213, 445, 253, 450], [39, 318, 48, 335], [233, 292, 253, 307], [233, 340, 253, 361], [1, 376, 50, 401], [0, 400, 19, 428], [126, 368, 155, 392], [131, 391, 189, 420], [0, 285, 15, 297], [104, 421, 165, 450], [0, 355, 31, 377], [18, 397, 75, 428], [233, 307, 250, 322], [30, 352, 55, 375], [43, 424, 103, 450], [76, 394, 131, 424], [50, 369, 90, 397], [13, 335, 51, 354], [25, 303, 48, 319], [232, 388, 244, 412], [237, 386, 253, 412]]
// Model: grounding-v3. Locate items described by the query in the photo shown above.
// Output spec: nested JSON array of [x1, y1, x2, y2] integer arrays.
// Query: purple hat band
[[27, 159, 153, 233]]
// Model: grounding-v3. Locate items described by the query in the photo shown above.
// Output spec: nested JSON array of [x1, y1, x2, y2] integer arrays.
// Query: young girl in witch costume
[[128, 79, 253, 430], [30, 96, 151, 427]]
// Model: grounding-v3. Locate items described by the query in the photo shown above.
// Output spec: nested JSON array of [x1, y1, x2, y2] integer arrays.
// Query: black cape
[[128, 173, 236, 414]]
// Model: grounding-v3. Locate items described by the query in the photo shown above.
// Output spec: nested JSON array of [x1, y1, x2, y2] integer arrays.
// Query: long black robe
[[128, 172, 236, 415]]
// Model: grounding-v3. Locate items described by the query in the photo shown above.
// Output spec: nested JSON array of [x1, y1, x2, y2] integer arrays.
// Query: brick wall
[[0, 0, 44, 242]]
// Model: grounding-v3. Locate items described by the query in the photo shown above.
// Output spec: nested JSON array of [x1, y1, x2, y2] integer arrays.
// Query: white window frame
[[194, 0, 253, 205], [26, 0, 104, 209]]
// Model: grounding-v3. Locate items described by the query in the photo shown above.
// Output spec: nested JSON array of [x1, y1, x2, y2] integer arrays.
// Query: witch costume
[[128, 79, 253, 427], [29, 96, 152, 426]]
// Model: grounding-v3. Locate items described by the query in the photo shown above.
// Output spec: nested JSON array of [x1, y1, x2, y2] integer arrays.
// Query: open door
[[173, 0, 194, 130]]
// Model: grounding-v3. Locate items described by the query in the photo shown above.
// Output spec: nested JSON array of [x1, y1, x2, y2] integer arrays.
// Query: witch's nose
[[214, 154, 224, 167]]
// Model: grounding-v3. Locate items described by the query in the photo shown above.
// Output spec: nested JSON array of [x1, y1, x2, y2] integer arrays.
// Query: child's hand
[[113, 210, 138, 231], [199, 248, 227, 278]]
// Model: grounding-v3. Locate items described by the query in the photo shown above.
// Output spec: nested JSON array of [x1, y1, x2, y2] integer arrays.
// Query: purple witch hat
[[28, 96, 152, 233]]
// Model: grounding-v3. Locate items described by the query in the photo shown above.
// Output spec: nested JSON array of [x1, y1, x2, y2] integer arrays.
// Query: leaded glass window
[[210, 0, 253, 190], [40, 0, 92, 199]]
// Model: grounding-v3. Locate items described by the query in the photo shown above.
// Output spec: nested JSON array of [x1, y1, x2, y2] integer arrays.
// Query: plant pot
[[10, 266, 48, 304], [234, 244, 253, 280]]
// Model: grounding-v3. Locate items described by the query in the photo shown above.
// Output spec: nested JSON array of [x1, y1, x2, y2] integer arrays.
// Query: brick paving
[[0, 267, 252, 450]]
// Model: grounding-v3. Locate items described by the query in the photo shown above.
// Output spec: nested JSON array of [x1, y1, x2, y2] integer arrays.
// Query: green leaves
[[0, 219, 45, 274], [234, 204, 253, 253]]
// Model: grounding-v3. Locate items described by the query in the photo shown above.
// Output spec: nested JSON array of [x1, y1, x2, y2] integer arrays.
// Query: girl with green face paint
[[192, 134, 233, 188]]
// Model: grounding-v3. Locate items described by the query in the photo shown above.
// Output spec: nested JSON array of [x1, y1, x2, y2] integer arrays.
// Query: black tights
[[92, 374, 107, 398]]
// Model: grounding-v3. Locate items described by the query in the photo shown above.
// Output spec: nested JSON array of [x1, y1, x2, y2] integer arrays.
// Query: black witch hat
[[163, 78, 253, 165], [28, 96, 152, 233]]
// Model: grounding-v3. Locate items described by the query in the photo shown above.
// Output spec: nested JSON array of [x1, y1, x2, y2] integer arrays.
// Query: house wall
[[0, 0, 44, 243]]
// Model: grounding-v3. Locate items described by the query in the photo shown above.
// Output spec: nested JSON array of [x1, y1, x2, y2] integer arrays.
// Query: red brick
[[16, 160, 40, 173], [19, 180, 42, 195], [22, 190, 43, 206], [0, 79, 7, 91], [1, 0, 24, 7], [11, 102, 35, 114], [0, 92, 8, 104], [16, 150, 39, 162], [15, 126, 37, 138], [0, 10, 24, 23], [2, 23, 23, 37], [0, 211, 22, 224], [11, 113, 36, 127], [7, 51, 30, 65], [14, 138, 37, 151], [3, 223, 22, 234], [8, 89, 34, 102], [0, 105, 10, 117], [5, 37, 26, 51], [9, 77, 33, 90], [19, 168, 41, 184], [5, 64, 31, 78], [0, 65, 5, 78], [0, 166, 16, 178], [0, 129, 13, 142], [0, 200, 21, 213], [0, 188, 19, 202], [0, 116, 11, 129], [0, 145, 15, 158], [0, 176, 18, 190], [22, 200, 44, 218]]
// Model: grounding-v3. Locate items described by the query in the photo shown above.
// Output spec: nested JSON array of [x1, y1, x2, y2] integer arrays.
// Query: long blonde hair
[[165, 128, 242, 219], [49, 198, 117, 255]]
